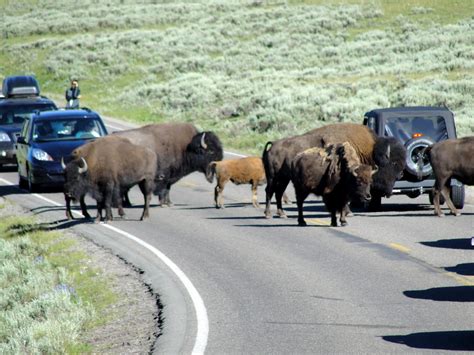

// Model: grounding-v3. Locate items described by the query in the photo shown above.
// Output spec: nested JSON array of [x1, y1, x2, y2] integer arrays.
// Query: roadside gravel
[[0, 197, 162, 353]]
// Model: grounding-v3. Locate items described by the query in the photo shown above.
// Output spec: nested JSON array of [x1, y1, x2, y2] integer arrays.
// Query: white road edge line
[[0, 178, 209, 355]]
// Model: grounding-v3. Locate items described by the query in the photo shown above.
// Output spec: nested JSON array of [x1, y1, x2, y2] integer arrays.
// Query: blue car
[[15, 108, 108, 192]]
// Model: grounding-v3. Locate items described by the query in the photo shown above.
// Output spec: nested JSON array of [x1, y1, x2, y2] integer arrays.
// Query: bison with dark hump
[[291, 143, 377, 227], [425, 136, 474, 217], [63, 135, 157, 222], [113, 122, 223, 206], [263, 122, 406, 218]]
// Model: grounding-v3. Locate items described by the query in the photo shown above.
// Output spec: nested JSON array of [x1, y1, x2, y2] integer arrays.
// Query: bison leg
[[275, 186, 288, 218], [158, 186, 173, 207], [139, 179, 153, 220], [103, 183, 114, 222], [122, 188, 132, 208], [330, 210, 338, 227], [251, 182, 259, 208], [264, 182, 274, 218], [295, 189, 309, 226], [339, 207, 348, 226], [441, 184, 460, 216], [65, 194, 74, 220], [215, 178, 227, 209], [282, 191, 291, 205], [80, 195, 91, 219], [432, 178, 447, 217]]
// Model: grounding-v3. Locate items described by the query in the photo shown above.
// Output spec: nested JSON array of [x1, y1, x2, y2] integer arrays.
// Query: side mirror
[[16, 136, 26, 144]]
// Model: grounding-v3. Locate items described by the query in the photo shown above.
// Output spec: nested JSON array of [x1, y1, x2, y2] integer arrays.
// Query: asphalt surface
[[1, 118, 473, 354]]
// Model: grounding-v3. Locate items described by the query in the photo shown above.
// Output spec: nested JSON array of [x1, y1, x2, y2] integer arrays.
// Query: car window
[[32, 118, 106, 142], [0, 104, 56, 126], [384, 115, 448, 144]]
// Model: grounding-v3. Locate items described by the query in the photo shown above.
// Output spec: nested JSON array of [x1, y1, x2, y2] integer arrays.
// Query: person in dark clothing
[[65, 79, 81, 109]]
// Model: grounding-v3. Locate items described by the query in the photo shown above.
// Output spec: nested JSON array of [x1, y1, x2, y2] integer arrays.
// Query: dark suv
[[0, 75, 57, 167], [363, 106, 464, 208]]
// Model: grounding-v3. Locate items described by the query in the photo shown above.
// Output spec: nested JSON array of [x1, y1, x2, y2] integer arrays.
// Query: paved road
[[1, 118, 473, 353]]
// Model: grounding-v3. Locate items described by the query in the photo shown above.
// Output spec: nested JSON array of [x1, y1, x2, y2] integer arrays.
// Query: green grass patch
[[0, 208, 117, 353]]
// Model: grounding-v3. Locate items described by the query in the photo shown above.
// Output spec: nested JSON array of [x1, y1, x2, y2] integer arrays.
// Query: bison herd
[[62, 121, 473, 225]]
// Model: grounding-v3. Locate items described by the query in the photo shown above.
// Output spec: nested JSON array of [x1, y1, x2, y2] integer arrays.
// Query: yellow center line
[[306, 218, 331, 226], [389, 243, 411, 253]]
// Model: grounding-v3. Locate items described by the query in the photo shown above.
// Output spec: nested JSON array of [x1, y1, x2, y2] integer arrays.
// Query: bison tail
[[206, 162, 217, 183]]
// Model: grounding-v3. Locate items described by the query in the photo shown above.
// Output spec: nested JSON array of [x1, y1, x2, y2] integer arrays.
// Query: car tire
[[27, 169, 39, 193], [451, 184, 465, 210], [405, 138, 434, 178], [18, 175, 28, 190]]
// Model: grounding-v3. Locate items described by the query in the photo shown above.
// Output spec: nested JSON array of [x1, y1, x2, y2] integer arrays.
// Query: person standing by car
[[65, 79, 81, 109]]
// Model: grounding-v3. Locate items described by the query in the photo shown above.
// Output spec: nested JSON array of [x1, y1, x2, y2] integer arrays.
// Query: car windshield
[[384, 115, 448, 144], [32, 118, 106, 142], [0, 104, 56, 126]]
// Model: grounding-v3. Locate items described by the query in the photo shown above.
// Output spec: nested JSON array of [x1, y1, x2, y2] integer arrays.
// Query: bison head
[[371, 137, 406, 197], [187, 131, 224, 173], [350, 164, 378, 202], [62, 157, 99, 202]]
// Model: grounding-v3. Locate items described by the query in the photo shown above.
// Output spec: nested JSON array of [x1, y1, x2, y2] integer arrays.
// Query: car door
[[15, 117, 32, 179]]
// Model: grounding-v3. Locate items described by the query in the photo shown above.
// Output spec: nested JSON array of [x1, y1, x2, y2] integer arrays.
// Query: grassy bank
[[0, 200, 116, 353], [1, 0, 473, 155]]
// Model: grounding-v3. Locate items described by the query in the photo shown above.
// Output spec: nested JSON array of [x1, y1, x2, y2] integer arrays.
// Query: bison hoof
[[276, 211, 288, 219], [340, 222, 348, 227], [298, 220, 307, 227]]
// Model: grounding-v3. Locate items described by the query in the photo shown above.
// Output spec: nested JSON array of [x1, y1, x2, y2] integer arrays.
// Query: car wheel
[[405, 138, 434, 178], [451, 184, 465, 210], [27, 169, 39, 193]]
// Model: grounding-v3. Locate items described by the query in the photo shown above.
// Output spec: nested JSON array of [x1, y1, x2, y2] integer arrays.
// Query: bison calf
[[291, 142, 377, 227], [426, 137, 474, 216], [206, 156, 289, 209]]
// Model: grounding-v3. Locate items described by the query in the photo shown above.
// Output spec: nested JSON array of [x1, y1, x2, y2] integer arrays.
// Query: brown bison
[[206, 156, 289, 209], [113, 123, 223, 206], [263, 123, 406, 218], [292, 143, 377, 227], [63, 135, 157, 222], [425, 136, 474, 216]]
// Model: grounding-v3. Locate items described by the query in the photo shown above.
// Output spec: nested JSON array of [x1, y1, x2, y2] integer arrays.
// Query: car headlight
[[0, 132, 11, 142], [32, 148, 54, 161]]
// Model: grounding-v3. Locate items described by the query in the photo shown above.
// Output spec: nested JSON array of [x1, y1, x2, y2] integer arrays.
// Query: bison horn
[[386, 145, 391, 160], [78, 157, 88, 174], [201, 133, 208, 149], [61, 157, 66, 170], [371, 165, 379, 176]]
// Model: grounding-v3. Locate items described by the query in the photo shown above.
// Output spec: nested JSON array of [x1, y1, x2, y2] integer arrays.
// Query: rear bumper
[[392, 178, 462, 196]]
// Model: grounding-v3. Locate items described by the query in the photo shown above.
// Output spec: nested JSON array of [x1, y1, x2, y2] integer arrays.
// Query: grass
[[0, 202, 117, 353], [1, 0, 473, 157]]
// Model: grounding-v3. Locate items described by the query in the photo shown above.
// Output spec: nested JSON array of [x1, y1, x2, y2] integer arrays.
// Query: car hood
[[31, 139, 92, 162]]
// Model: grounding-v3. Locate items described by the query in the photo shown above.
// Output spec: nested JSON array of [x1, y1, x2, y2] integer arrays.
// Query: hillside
[[1, 0, 473, 154]]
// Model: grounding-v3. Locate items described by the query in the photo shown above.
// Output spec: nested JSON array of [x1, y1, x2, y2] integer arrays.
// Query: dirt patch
[[0, 197, 162, 353]]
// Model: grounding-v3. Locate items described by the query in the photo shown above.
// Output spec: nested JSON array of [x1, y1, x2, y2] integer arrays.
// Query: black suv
[[363, 106, 464, 208], [0, 75, 57, 167]]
